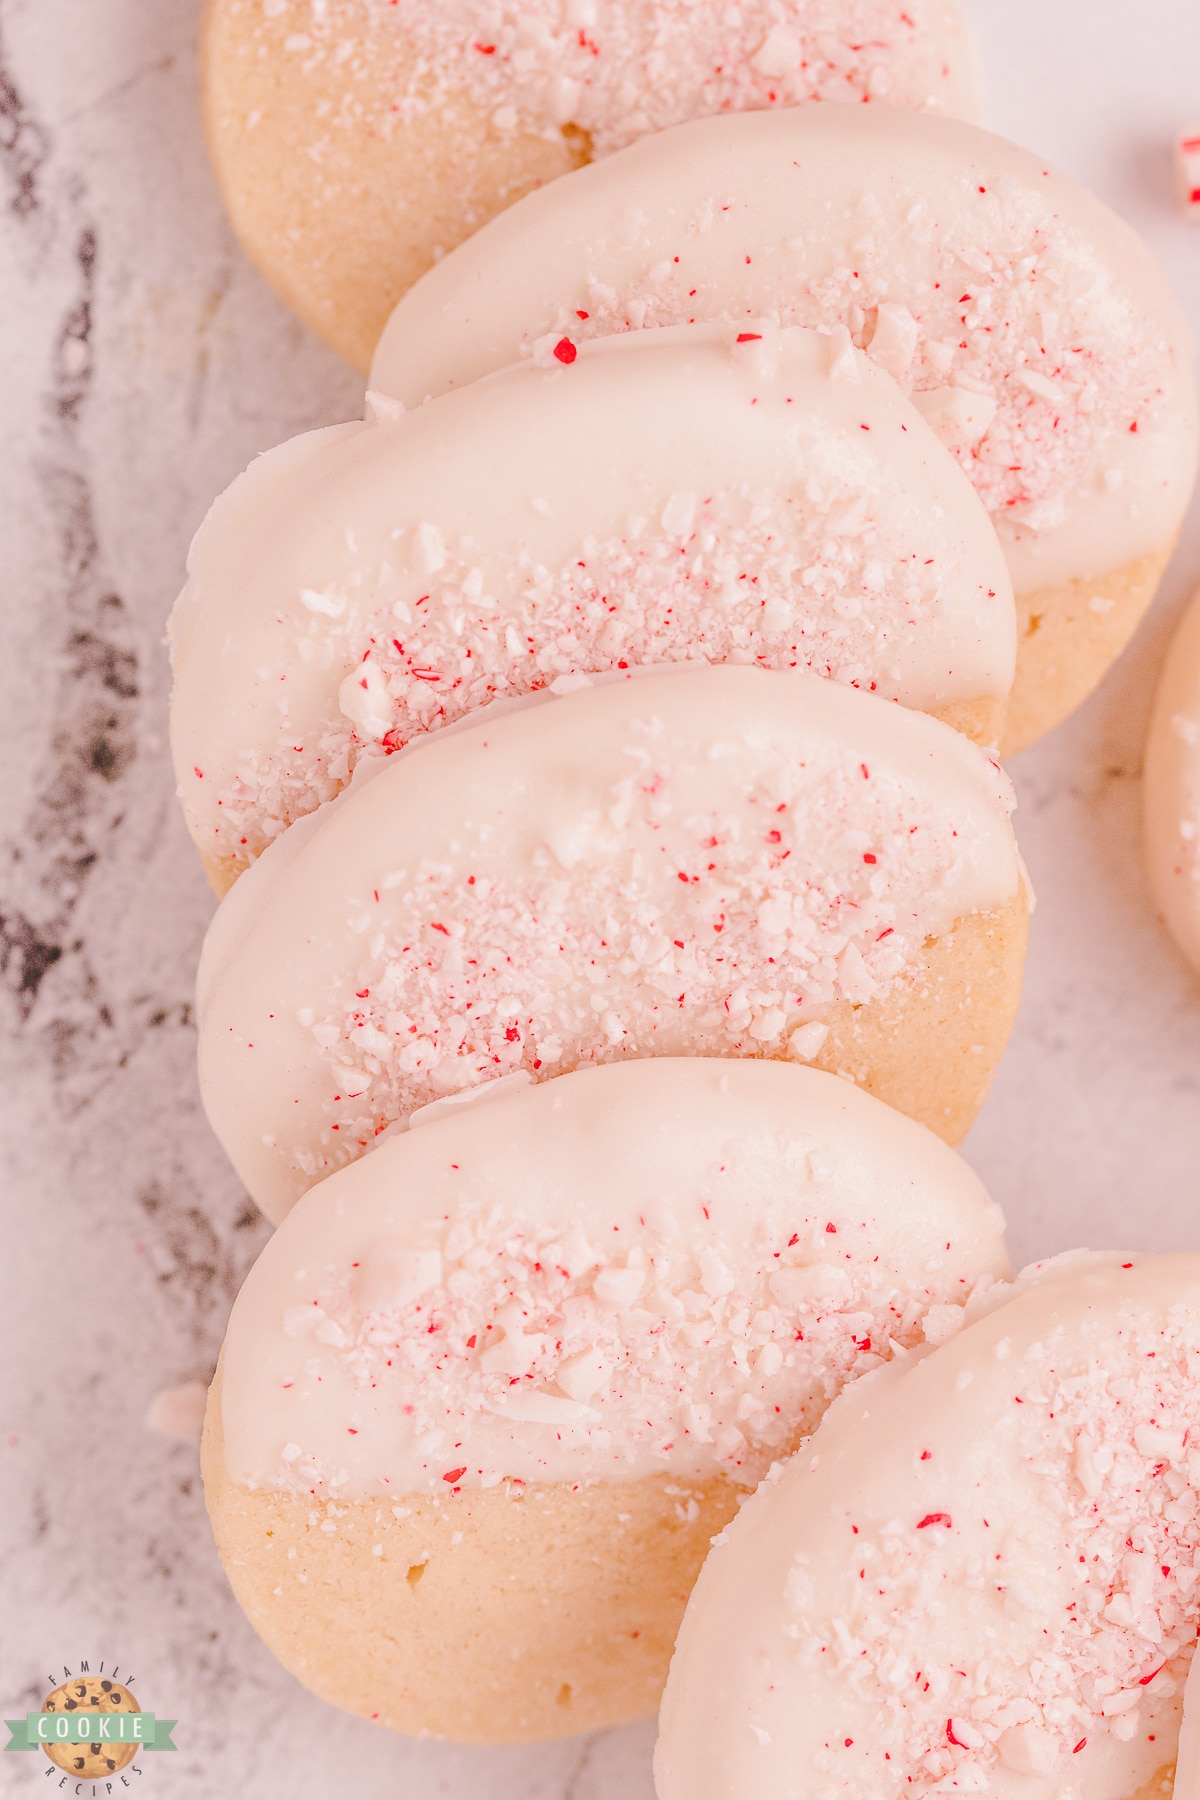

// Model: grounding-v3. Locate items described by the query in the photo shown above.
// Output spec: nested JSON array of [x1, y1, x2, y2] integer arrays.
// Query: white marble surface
[[0, 1, 1198, 1793]]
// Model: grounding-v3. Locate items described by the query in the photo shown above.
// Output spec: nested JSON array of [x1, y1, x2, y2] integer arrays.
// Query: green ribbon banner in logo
[[4, 1714, 177, 1751]]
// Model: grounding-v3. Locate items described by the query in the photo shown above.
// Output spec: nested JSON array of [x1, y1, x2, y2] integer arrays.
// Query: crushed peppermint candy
[[209, 485, 969, 872], [788, 1299, 1200, 1793], [260, 1, 968, 167], [266, 1200, 993, 1494], [1178, 125, 1200, 219], [287, 732, 1012, 1186], [540, 190, 1175, 541]]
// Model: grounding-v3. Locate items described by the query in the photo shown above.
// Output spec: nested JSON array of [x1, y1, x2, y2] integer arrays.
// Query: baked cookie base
[[807, 892, 1028, 1146], [930, 692, 1005, 749], [1003, 546, 1173, 756], [203, 1364, 742, 1744], [1129, 1768, 1176, 1798]]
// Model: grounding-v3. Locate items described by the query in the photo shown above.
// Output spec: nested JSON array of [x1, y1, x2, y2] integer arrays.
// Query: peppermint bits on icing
[[217, 1058, 1010, 1498], [202, 0, 982, 372], [195, 665, 1022, 1222], [658, 1255, 1200, 1800], [372, 105, 1197, 605], [170, 325, 1014, 885]]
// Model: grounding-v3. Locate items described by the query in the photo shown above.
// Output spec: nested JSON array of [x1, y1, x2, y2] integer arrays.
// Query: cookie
[[1145, 581, 1200, 981], [40, 1677, 139, 1777], [371, 104, 1199, 754], [203, 1056, 1010, 1741], [200, 0, 981, 370], [170, 322, 1015, 893], [658, 1253, 1200, 1800], [195, 664, 1028, 1223]]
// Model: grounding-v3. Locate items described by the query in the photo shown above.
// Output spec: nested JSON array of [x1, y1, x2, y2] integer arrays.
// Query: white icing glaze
[[278, 0, 980, 163], [169, 323, 1014, 876], [196, 664, 1021, 1222], [372, 105, 1198, 594], [657, 1253, 1200, 1800], [218, 1057, 1009, 1496], [1145, 583, 1200, 980]]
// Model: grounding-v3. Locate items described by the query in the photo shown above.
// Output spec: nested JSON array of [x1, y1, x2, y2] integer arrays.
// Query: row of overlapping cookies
[[174, 92, 1200, 1800]]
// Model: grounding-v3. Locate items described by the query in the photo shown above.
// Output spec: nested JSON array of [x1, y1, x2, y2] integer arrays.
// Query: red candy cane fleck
[[553, 337, 578, 364], [442, 1467, 467, 1483], [916, 1513, 952, 1530], [1176, 127, 1200, 215]]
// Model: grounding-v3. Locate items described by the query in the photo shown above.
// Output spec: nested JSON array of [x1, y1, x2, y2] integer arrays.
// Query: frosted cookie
[[1145, 582, 1200, 982], [200, 0, 980, 371], [169, 323, 1016, 894], [203, 1056, 1010, 1742], [372, 105, 1199, 753], [657, 1252, 1200, 1800], [196, 663, 1027, 1224]]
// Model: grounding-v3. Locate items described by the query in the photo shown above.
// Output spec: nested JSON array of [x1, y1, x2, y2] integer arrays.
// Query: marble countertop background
[[1, 1, 1198, 1794]]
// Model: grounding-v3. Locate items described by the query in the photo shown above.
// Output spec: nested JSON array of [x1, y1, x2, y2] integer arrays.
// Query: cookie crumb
[[145, 1381, 208, 1441]]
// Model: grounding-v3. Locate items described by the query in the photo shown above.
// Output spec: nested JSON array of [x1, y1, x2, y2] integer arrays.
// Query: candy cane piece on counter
[[1178, 125, 1200, 217]]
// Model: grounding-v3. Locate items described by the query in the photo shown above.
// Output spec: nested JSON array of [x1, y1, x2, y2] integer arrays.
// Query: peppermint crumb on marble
[[210, 483, 963, 871]]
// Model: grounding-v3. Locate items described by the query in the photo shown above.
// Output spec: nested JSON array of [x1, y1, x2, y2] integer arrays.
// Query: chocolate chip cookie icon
[[40, 1676, 140, 1776]]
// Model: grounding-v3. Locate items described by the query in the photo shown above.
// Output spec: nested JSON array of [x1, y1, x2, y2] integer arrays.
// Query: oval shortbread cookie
[[169, 323, 1015, 892], [372, 105, 1198, 752], [195, 664, 1027, 1222], [657, 1253, 1200, 1800], [200, 0, 981, 370], [204, 1056, 1010, 1741]]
